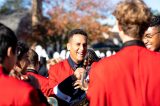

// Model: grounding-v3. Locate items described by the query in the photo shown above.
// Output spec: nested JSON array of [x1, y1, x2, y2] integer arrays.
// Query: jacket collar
[[67, 56, 83, 71], [26, 69, 38, 74], [122, 40, 145, 49]]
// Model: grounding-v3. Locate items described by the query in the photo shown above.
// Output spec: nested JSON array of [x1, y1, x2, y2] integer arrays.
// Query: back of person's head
[[0, 23, 17, 64], [113, 0, 152, 39], [28, 49, 39, 67], [17, 41, 29, 61], [67, 29, 88, 42]]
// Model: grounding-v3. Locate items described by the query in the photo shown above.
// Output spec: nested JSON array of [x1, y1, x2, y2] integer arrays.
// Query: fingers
[[73, 80, 82, 89], [74, 80, 82, 86], [20, 75, 29, 81], [74, 68, 86, 80], [74, 85, 81, 89]]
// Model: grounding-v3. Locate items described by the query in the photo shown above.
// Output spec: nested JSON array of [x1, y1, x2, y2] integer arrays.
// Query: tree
[[43, 0, 113, 49], [1, 0, 116, 51], [0, 0, 30, 14], [32, 0, 42, 27]]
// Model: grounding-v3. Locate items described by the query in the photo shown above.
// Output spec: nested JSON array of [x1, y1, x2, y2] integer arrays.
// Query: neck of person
[[120, 33, 140, 43], [70, 56, 80, 64], [117, 23, 140, 43]]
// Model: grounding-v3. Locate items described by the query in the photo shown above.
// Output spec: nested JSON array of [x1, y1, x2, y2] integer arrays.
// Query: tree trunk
[[32, 0, 42, 27]]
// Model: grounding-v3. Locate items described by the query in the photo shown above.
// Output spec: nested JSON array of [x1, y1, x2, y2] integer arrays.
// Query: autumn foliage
[[19, 0, 111, 48]]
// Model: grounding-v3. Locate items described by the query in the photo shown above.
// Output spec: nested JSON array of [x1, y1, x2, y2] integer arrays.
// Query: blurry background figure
[[0, 23, 47, 106], [9, 42, 49, 105], [143, 15, 160, 52], [38, 57, 48, 77], [26, 49, 49, 96], [53, 52, 60, 59], [10, 40, 29, 80], [35, 45, 49, 60], [60, 50, 67, 60], [106, 50, 112, 57]]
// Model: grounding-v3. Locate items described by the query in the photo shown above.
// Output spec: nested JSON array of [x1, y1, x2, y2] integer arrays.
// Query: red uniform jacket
[[0, 66, 46, 106], [48, 59, 74, 96], [26, 70, 49, 96], [87, 43, 160, 106]]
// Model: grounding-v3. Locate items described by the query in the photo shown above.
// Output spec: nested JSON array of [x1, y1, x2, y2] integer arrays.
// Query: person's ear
[[7, 47, 13, 57], [67, 43, 70, 51]]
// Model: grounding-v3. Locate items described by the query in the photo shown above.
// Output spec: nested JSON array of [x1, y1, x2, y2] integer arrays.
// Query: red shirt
[[0, 66, 46, 106], [87, 45, 160, 106]]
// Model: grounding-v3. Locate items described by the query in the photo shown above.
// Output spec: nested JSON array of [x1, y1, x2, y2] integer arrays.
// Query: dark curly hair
[[149, 15, 160, 27]]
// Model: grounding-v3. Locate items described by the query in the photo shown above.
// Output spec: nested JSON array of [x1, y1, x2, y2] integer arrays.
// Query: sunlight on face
[[67, 34, 87, 64], [143, 27, 160, 51]]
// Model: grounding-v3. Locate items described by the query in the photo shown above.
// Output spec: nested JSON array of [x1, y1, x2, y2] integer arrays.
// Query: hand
[[20, 75, 29, 81], [47, 58, 63, 69], [74, 67, 85, 80], [74, 79, 88, 91]]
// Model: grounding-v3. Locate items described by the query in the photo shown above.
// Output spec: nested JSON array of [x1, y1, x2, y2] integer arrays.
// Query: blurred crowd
[[1, 0, 160, 106]]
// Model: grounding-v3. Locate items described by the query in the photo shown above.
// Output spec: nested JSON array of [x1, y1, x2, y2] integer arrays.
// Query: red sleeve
[[87, 62, 107, 106], [46, 64, 59, 96], [47, 60, 73, 96], [48, 65, 59, 88]]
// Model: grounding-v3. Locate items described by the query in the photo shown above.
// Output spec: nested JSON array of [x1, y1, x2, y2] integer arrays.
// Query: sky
[[100, 0, 160, 25], [144, 0, 160, 11], [0, 0, 5, 7], [0, 0, 160, 11], [0, 0, 160, 26]]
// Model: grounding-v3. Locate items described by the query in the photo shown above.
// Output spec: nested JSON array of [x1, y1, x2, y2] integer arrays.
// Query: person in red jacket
[[26, 49, 49, 96], [87, 1, 160, 106], [48, 29, 88, 105], [0, 23, 47, 106]]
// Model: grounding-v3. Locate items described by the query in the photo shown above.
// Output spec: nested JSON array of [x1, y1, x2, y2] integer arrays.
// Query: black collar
[[67, 56, 83, 71], [26, 69, 38, 74], [122, 40, 145, 49], [0, 66, 9, 75]]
